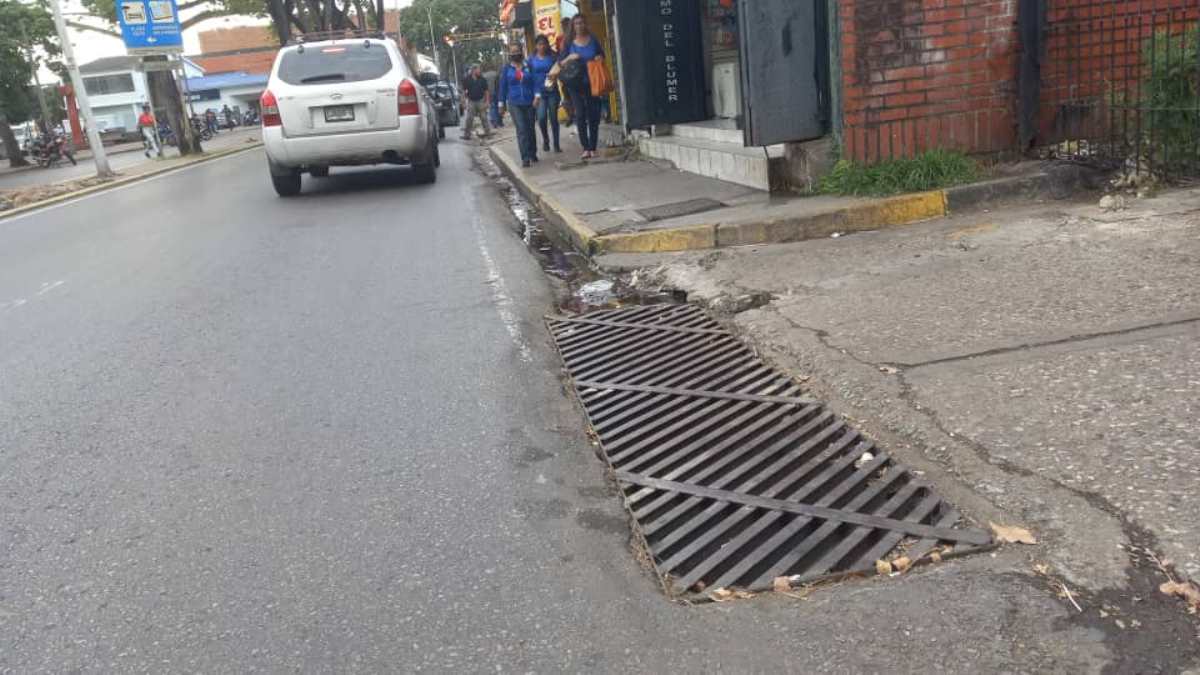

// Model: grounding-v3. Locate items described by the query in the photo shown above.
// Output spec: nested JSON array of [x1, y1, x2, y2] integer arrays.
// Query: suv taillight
[[261, 89, 281, 127], [398, 79, 419, 116]]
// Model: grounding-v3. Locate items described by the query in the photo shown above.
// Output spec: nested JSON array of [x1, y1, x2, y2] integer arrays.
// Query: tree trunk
[[0, 113, 30, 168], [266, 0, 292, 43], [148, 71, 200, 156]]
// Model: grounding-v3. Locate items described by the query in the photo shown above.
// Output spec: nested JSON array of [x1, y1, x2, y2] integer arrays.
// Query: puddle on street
[[478, 151, 681, 314]]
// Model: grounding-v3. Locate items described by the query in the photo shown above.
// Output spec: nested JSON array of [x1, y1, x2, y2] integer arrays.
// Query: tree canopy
[[396, 0, 503, 76], [0, 0, 58, 165]]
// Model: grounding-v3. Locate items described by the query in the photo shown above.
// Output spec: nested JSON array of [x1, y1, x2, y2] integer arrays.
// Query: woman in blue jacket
[[498, 43, 539, 167], [528, 34, 562, 154], [560, 14, 605, 159]]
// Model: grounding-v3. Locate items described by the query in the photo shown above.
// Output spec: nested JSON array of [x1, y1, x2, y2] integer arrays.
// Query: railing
[[1035, 0, 1200, 180]]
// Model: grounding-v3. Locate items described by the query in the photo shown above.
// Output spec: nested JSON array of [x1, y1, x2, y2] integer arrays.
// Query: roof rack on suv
[[289, 29, 387, 46]]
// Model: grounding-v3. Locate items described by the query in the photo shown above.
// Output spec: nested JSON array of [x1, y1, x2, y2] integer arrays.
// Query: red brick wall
[[838, 0, 1199, 163], [197, 26, 277, 53], [840, 0, 1020, 163], [192, 50, 278, 76]]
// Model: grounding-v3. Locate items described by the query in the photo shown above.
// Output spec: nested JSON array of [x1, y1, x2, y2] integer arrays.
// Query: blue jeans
[[510, 104, 537, 162], [571, 86, 602, 152], [489, 98, 503, 127], [536, 90, 561, 150]]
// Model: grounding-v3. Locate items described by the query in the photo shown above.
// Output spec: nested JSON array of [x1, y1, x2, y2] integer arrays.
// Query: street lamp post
[[425, 2, 440, 75], [48, 0, 111, 177], [446, 29, 460, 84]]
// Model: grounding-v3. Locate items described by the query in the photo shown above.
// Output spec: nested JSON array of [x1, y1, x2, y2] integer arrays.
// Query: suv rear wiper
[[299, 73, 347, 83]]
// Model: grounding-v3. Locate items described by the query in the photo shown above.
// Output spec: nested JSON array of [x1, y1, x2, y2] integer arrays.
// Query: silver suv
[[261, 35, 440, 196]]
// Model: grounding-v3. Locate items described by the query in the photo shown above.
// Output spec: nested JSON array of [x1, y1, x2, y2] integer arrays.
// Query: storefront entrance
[[613, 0, 830, 147]]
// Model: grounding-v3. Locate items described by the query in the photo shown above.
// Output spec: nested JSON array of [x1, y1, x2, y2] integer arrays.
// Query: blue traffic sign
[[117, 0, 183, 54]]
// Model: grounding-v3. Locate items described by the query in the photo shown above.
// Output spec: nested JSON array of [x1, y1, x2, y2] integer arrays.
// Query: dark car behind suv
[[426, 81, 460, 138]]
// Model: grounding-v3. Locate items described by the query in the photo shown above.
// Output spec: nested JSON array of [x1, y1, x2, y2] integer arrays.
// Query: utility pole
[[20, 21, 53, 134], [49, 0, 112, 177], [426, 2, 440, 75]]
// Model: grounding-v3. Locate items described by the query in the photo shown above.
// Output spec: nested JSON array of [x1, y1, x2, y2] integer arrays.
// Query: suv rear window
[[277, 44, 393, 85]]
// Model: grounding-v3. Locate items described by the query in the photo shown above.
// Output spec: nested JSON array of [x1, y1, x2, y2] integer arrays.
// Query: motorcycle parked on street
[[31, 133, 77, 168]]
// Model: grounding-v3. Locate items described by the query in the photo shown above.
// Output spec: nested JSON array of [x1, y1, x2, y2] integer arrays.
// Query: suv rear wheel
[[412, 142, 438, 184], [269, 161, 302, 197]]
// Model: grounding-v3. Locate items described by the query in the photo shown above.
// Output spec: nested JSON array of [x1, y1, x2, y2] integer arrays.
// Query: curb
[[488, 144, 600, 254], [0, 142, 169, 180], [489, 148, 1099, 255], [0, 142, 262, 221]]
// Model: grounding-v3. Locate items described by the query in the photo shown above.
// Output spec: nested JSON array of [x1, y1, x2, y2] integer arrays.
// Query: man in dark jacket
[[460, 65, 492, 140]]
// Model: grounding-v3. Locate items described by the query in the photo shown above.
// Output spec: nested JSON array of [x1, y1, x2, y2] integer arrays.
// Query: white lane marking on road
[[10, 298, 27, 308], [37, 280, 65, 295], [471, 217, 534, 363], [0, 146, 261, 224]]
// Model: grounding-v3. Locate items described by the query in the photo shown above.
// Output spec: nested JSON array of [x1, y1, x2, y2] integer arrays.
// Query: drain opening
[[548, 303, 993, 597]]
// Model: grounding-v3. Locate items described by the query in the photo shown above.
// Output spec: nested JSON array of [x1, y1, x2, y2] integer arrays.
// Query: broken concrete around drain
[[594, 187, 1200, 597]]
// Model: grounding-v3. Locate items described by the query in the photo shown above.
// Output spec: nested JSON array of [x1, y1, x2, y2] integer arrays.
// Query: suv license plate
[[324, 105, 354, 122]]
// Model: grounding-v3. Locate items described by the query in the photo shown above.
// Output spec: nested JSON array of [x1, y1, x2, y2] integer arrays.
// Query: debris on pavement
[[1, 174, 116, 210], [1098, 194, 1127, 211], [1159, 581, 1200, 614], [1057, 582, 1083, 613], [989, 522, 1038, 545], [708, 587, 754, 602], [575, 279, 615, 306]]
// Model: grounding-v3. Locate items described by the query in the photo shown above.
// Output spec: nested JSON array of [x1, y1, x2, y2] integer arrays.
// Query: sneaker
[[522, 159, 531, 168], [543, 141, 550, 152], [554, 146, 563, 153], [532, 156, 539, 163]]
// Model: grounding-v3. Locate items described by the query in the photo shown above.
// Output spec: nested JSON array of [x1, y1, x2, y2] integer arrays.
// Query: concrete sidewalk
[[597, 188, 1200, 610], [0, 127, 261, 190], [1, 130, 263, 218], [489, 129, 1094, 254]]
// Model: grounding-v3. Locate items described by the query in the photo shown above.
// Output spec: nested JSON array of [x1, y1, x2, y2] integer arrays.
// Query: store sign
[[614, 0, 706, 127], [118, 0, 183, 54], [533, 0, 561, 45]]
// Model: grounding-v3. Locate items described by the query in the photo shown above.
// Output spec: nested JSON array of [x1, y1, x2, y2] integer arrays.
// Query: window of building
[[83, 74, 136, 96]]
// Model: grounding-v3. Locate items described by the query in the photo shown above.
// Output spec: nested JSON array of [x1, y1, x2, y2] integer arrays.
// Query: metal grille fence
[[1036, 0, 1200, 179]]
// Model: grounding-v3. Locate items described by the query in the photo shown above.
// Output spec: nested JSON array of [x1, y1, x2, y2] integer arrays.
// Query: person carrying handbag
[[560, 15, 607, 159]]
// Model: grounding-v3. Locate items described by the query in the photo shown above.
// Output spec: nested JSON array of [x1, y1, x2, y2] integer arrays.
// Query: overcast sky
[[53, 0, 415, 77]]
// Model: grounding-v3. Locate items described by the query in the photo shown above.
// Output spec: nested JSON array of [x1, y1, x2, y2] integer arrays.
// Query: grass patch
[[819, 149, 979, 196]]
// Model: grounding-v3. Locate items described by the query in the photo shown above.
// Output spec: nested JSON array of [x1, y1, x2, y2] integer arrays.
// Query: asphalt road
[[0, 140, 1118, 672]]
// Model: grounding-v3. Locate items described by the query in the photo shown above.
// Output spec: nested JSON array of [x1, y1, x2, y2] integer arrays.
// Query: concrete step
[[639, 134, 784, 191], [669, 122, 745, 145]]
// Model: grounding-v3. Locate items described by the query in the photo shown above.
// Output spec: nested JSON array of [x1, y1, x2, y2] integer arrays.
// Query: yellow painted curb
[[593, 224, 717, 254], [487, 145, 599, 254], [0, 142, 262, 221], [485, 144, 953, 254], [842, 190, 948, 231]]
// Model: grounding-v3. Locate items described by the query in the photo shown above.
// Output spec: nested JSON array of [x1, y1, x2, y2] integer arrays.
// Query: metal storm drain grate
[[547, 304, 993, 597]]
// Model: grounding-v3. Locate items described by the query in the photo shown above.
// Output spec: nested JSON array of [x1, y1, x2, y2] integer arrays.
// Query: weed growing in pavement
[[818, 149, 979, 197]]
